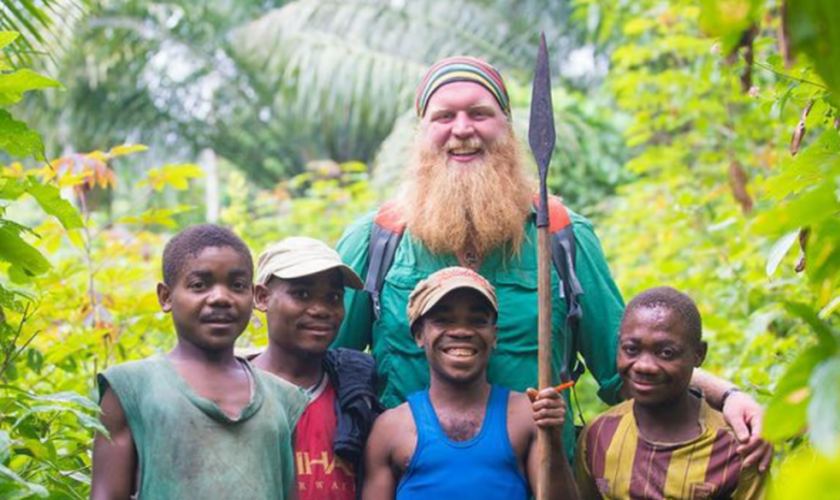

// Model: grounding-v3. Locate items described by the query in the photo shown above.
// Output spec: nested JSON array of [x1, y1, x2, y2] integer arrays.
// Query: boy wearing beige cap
[[362, 267, 580, 500], [251, 237, 382, 500]]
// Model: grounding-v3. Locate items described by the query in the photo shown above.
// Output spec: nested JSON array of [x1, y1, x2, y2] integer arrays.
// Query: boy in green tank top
[[91, 225, 308, 500]]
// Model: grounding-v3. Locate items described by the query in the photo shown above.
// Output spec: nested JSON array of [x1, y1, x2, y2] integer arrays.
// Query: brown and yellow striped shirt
[[575, 399, 764, 500]]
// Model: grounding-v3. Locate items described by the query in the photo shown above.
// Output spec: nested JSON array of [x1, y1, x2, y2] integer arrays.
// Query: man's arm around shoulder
[[91, 387, 137, 500]]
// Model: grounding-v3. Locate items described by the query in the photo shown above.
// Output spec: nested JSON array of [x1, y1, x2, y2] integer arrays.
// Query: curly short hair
[[623, 286, 702, 345], [162, 224, 253, 286]]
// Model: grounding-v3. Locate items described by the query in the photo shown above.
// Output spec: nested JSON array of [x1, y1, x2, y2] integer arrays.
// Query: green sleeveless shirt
[[98, 355, 308, 500]]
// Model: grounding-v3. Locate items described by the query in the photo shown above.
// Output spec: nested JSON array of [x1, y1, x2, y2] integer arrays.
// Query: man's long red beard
[[398, 128, 534, 258]]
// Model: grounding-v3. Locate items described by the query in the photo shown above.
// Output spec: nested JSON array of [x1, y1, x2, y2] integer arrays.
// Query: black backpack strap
[[364, 202, 405, 321], [539, 195, 584, 382], [551, 225, 584, 381]]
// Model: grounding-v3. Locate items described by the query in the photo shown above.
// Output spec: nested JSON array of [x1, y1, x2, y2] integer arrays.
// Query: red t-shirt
[[295, 379, 355, 500]]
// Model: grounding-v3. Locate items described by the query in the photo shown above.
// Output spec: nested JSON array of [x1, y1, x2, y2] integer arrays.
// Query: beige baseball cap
[[255, 236, 363, 289], [407, 267, 498, 328]]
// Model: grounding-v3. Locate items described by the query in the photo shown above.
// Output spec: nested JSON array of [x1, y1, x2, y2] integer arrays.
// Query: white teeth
[[445, 348, 476, 357]]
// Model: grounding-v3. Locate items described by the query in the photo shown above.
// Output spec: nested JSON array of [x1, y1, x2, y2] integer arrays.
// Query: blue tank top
[[396, 385, 530, 500]]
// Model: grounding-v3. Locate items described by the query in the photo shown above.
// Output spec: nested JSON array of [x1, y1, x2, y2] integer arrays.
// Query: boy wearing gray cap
[[252, 237, 382, 500]]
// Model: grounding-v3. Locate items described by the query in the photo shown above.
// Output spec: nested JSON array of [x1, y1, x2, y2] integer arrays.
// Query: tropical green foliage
[[19, 0, 626, 210], [0, 1, 89, 67], [1, 30, 101, 500], [3, 0, 840, 497], [581, 0, 839, 495]]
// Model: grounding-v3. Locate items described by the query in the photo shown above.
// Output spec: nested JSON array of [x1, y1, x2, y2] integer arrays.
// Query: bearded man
[[335, 56, 771, 469]]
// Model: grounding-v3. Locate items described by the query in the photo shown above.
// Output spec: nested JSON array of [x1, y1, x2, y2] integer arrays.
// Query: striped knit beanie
[[415, 56, 511, 118]]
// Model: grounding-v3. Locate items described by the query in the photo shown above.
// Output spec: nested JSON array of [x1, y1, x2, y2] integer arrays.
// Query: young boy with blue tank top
[[362, 267, 580, 500], [90, 225, 308, 500]]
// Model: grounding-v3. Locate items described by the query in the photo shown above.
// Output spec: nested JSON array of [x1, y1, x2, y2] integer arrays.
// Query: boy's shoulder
[[249, 364, 310, 426], [587, 399, 635, 426], [252, 364, 306, 396], [101, 355, 165, 375], [253, 364, 310, 407], [697, 397, 733, 436], [578, 400, 635, 451], [98, 355, 166, 388], [96, 355, 170, 409]]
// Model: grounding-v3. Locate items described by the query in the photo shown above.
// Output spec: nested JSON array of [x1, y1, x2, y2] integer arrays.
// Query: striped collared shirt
[[575, 399, 765, 499]]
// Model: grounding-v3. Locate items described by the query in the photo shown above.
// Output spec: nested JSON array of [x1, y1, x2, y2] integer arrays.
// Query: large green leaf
[[0, 176, 82, 229], [0, 224, 50, 280], [699, 0, 762, 53], [22, 177, 83, 230], [764, 345, 830, 443], [753, 183, 840, 235], [0, 109, 43, 159], [770, 447, 840, 500], [784, 301, 838, 350], [763, 129, 840, 203], [808, 358, 840, 455], [13, 404, 107, 435], [0, 68, 59, 106], [765, 230, 798, 278], [27, 391, 99, 412], [804, 219, 840, 303], [786, 0, 840, 106], [0, 175, 25, 200]]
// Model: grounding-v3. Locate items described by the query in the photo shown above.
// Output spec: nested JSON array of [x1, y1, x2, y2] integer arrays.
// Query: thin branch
[[1, 301, 31, 379], [754, 61, 830, 91]]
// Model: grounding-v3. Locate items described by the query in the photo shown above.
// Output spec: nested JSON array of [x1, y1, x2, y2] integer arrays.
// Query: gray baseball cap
[[255, 236, 363, 289]]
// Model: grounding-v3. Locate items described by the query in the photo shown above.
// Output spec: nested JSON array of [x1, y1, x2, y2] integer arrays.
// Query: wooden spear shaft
[[536, 222, 553, 500], [528, 32, 557, 500]]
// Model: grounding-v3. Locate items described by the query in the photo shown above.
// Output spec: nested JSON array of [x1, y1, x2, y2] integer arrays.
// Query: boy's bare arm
[[91, 387, 137, 500], [524, 388, 581, 500], [362, 409, 403, 500]]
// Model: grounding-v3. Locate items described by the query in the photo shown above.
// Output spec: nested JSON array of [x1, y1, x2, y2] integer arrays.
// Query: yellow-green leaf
[[108, 144, 148, 158], [140, 164, 203, 191], [0, 31, 20, 51], [0, 69, 60, 106], [0, 110, 44, 159]]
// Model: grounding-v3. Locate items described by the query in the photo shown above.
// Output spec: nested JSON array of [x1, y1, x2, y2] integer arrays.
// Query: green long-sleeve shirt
[[335, 205, 625, 457]]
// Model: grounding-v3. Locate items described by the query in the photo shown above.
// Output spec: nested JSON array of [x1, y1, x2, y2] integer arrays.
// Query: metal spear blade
[[528, 32, 556, 229]]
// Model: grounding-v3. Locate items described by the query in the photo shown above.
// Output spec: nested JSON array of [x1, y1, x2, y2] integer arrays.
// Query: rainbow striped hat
[[415, 56, 511, 118]]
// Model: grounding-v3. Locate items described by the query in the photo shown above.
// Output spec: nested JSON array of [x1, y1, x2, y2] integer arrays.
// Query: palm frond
[[230, 0, 552, 178], [1, 0, 90, 67]]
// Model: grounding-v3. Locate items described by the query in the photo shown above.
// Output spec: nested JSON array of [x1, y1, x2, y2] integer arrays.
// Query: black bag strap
[[364, 201, 406, 321], [551, 225, 584, 382], [364, 223, 403, 320]]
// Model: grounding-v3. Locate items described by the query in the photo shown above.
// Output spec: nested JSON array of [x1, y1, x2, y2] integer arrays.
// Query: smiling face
[[255, 268, 345, 357], [157, 246, 254, 353], [420, 81, 510, 168], [618, 306, 707, 409], [414, 288, 498, 387]]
